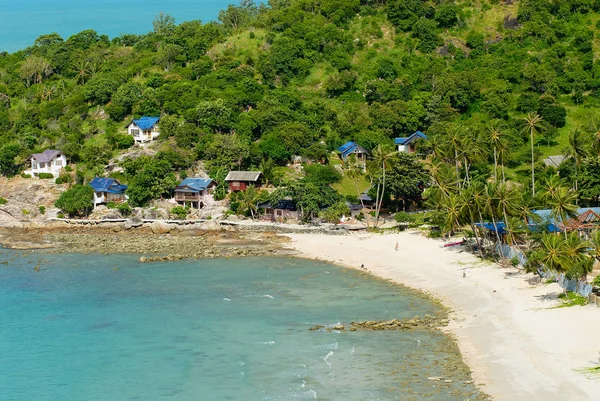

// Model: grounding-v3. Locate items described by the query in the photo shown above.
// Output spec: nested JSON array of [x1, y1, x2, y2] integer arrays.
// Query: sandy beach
[[286, 230, 600, 400]]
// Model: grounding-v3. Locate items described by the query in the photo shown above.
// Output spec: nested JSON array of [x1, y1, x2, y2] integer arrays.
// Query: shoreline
[[285, 231, 600, 401]]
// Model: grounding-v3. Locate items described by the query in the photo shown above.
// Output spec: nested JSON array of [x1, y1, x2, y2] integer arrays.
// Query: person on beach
[[395, 242, 399, 251]]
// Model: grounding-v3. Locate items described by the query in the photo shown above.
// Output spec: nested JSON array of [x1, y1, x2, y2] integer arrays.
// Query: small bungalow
[[28, 150, 67, 178], [337, 141, 369, 163], [89, 177, 128, 208], [126, 116, 160, 143], [395, 131, 428, 153], [173, 178, 216, 209], [259, 199, 299, 221], [225, 171, 263, 192], [542, 155, 567, 168]]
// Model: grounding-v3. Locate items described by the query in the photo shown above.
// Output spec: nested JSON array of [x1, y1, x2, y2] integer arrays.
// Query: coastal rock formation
[[309, 315, 445, 332], [150, 220, 177, 234]]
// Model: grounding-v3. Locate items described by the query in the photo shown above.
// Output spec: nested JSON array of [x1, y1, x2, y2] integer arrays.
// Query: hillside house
[[89, 177, 128, 208], [337, 141, 369, 163], [28, 150, 67, 178], [126, 116, 160, 143], [225, 171, 263, 192], [173, 178, 216, 209], [259, 199, 299, 221], [395, 131, 428, 153]]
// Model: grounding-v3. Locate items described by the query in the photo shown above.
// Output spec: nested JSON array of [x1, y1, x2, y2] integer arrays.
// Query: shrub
[[592, 276, 600, 286], [64, 165, 73, 172], [0, 197, 6, 205], [116, 202, 132, 216], [22, 209, 30, 215], [55, 174, 73, 185], [20, 173, 31, 179], [37, 173, 54, 179], [54, 184, 94, 216], [38, 205, 46, 215], [170, 205, 188, 219], [57, 213, 65, 218], [394, 211, 415, 224], [106, 201, 117, 209]]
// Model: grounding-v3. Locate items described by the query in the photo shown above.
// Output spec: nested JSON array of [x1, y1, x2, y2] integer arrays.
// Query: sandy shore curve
[[285, 231, 600, 401]]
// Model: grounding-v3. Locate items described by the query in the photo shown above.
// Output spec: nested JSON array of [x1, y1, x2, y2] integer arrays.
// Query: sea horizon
[[0, 0, 232, 53]]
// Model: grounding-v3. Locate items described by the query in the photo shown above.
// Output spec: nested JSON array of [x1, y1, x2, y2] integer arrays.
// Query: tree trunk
[[530, 130, 535, 197]]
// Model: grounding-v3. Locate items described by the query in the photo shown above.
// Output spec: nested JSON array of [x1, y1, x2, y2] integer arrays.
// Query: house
[[89, 177, 128, 208], [225, 171, 263, 192], [259, 199, 300, 221], [28, 150, 67, 178], [337, 141, 369, 163], [395, 131, 428, 153], [173, 178, 216, 209], [543, 155, 567, 168], [126, 116, 160, 143]]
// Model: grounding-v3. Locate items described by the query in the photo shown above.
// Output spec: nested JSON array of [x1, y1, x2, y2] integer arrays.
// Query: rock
[[199, 220, 220, 231], [427, 377, 443, 381], [444, 379, 453, 383], [150, 221, 176, 234], [139, 256, 147, 263]]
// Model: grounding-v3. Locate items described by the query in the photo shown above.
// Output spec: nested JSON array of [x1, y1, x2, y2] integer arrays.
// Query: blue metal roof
[[89, 178, 128, 194], [337, 141, 368, 158], [394, 131, 428, 145], [132, 116, 159, 130], [175, 178, 214, 193]]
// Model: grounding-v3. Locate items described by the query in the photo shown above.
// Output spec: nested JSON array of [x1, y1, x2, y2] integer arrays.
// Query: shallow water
[[0, 0, 229, 52], [0, 250, 483, 400]]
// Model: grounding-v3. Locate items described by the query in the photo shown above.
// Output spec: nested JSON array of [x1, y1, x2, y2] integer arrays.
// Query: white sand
[[285, 231, 600, 400]]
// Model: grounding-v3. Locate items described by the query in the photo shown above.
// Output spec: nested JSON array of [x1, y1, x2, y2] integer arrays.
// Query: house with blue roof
[[89, 177, 128, 208], [126, 116, 160, 143], [174, 178, 216, 209], [395, 131, 428, 153], [337, 141, 369, 163]]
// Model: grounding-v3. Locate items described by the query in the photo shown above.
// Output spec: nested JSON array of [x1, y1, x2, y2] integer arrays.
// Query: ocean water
[[0, 0, 230, 53], [0, 250, 483, 400]]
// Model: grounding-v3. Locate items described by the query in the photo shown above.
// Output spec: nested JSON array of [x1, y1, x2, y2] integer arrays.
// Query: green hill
[[1, 0, 599, 202]]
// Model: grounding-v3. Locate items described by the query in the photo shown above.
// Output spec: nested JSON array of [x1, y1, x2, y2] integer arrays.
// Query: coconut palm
[[590, 230, 600, 262], [488, 120, 506, 182], [563, 128, 587, 193], [459, 129, 485, 187], [459, 185, 485, 256], [535, 233, 567, 273], [444, 124, 464, 188], [587, 118, 600, 156], [442, 193, 463, 236], [238, 185, 261, 219], [547, 186, 578, 237], [344, 154, 369, 227], [371, 144, 396, 227], [523, 113, 545, 197]]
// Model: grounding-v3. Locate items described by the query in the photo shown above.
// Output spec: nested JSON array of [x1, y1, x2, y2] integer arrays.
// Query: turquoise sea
[[0, 250, 483, 400], [0, 0, 230, 53]]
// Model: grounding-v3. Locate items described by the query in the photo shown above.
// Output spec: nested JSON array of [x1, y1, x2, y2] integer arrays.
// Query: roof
[[259, 199, 297, 211], [89, 177, 128, 194], [175, 178, 214, 193], [359, 192, 373, 202], [225, 171, 262, 182], [337, 141, 369, 158], [394, 131, 428, 145], [31, 149, 62, 163], [542, 155, 567, 168], [129, 116, 160, 130], [532, 207, 600, 230]]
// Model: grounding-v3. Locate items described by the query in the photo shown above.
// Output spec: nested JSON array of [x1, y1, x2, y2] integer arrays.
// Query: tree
[[547, 186, 578, 237], [0, 143, 21, 177], [563, 129, 587, 193], [523, 113, 544, 197], [579, 157, 600, 205], [236, 186, 266, 219], [54, 185, 94, 216], [370, 145, 396, 227], [153, 12, 176, 36], [196, 99, 234, 133], [488, 121, 507, 183], [303, 164, 342, 186], [385, 153, 428, 211], [19, 55, 53, 87]]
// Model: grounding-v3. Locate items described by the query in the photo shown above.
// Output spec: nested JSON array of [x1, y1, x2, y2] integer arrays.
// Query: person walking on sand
[[395, 242, 399, 251]]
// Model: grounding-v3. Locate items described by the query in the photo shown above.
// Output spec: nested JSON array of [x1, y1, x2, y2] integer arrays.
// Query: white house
[[28, 150, 67, 178], [394, 131, 428, 153], [126, 116, 160, 143], [89, 177, 128, 208]]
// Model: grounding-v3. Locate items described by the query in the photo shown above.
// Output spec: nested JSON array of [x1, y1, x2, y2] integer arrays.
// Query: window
[[131, 129, 140, 136], [55, 160, 62, 166]]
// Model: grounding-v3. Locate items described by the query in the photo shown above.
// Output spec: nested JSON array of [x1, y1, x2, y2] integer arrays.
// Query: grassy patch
[[553, 292, 588, 308]]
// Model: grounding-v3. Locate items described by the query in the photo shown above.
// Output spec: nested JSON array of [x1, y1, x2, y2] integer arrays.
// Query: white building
[[126, 116, 160, 143], [28, 150, 67, 178]]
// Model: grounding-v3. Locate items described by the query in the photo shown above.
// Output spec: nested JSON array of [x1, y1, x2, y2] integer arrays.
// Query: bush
[[55, 174, 73, 185], [54, 184, 94, 216], [37, 173, 54, 179], [57, 213, 65, 218], [116, 202, 132, 216], [38, 205, 46, 215], [22, 209, 30, 215], [394, 211, 415, 224], [20, 173, 31, 179], [170, 205, 188, 219], [592, 276, 600, 286], [0, 197, 6, 205]]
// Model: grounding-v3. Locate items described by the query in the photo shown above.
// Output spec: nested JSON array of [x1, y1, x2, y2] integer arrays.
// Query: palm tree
[[590, 230, 600, 262], [344, 154, 369, 228], [563, 128, 587, 193], [587, 119, 600, 156], [460, 129, 485, 187], [459, 185, 484, 256], [371, 144, 396, 227], [445, 124, 464, 188], [488, 120, 505, 182], [547, 186, 578, 237], [239, 185, 261, 219], [523, 113, 545, 197], [535, 233, 567, 273], [442, 193, 463, 236]]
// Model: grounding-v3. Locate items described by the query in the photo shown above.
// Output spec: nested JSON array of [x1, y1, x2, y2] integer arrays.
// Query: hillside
[[0, 0, 599, 203]]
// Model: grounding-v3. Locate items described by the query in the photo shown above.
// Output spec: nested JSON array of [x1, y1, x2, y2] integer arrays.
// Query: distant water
[[0, 250, 483, 400], [0, 0, 230, 53]]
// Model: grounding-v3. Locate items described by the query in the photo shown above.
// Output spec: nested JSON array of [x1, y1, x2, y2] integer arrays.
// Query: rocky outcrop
[[150, 220, 177, 234], [309, 315, 446, 332]]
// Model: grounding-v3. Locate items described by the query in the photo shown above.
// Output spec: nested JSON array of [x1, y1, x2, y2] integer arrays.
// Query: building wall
[[128, 123, 160, 142], [30, 154, 67, 178]]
